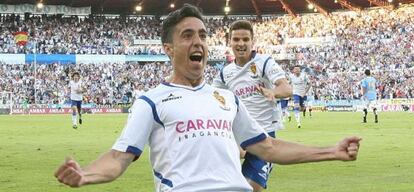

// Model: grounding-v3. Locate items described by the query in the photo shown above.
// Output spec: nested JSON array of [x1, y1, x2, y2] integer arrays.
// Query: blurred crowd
[[0, 5, 413, 105], [0, 62, 219, 105]]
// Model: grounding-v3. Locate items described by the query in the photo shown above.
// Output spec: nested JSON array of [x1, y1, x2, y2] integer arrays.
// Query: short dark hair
[[364, 69, 371, 76], [229, 20, 254, 38], [72, 72, 80, 78], [161, 4, 204, 44], [293, 65, 301, 70]]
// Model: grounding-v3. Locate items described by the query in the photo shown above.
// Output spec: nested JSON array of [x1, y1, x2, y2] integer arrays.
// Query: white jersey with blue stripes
[[112, 81, 267, 192], [289, 73, 309, 96], [70, 80, 83, 101], [212, 52, 286, 132]]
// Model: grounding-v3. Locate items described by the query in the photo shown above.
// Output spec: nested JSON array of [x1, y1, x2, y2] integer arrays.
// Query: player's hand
[[257, 86, 275, 102], [334, 136, 362, 161], [54, 157, 87, 187]]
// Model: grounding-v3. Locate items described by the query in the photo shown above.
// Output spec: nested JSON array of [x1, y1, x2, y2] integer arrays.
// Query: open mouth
[[189, 53, 203, 62], [236, 47, 248, 54], [236, 48, 247, 52]]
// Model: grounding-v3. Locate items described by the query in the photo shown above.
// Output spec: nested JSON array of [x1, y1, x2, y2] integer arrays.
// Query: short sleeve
[[112, 98, 155, 159], [264, 58, 286, 84], [232, 96, 268, 150], [361, 79, 367, 88]]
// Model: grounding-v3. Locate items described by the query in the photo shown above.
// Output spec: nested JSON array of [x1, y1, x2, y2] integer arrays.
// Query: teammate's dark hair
[[293, 65, 301, 70], [161, 4, 204, 44], [364, 69, 371, 76], [229, 20, 254, 38], [72, 72, 80, 78]]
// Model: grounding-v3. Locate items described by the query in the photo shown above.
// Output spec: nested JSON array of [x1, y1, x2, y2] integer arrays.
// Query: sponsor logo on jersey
[[234, 82, 265, 98], [162, 93, 182, 103], [213, 91, 230, 110], [175, 119, 233, 142]]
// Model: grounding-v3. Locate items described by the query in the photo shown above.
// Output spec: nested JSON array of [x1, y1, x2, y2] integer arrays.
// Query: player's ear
[[163, 43, 174, 58]]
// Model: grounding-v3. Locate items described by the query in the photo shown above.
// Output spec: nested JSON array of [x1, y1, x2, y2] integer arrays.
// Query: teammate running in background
[[213, 20, 292, 192], [69, 72, 84, 129], [361, 69, 378, 123], [289, 66, 311, 128]]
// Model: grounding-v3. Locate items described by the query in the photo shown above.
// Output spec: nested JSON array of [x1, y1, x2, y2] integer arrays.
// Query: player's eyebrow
[[180, 28, 207, 35], [198, 28, 207, 34]]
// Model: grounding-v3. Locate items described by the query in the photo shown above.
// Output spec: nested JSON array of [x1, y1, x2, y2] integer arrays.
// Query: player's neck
[[235, 57, 250, 67], [168, 75, 204, 87], [235, 51, 255, 67]]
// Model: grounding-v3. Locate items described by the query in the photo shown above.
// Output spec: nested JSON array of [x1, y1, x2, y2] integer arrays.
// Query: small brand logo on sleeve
[[162, 93, 182, 103]]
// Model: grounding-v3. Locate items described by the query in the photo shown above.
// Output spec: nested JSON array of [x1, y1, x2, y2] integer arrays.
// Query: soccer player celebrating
[[55, 4, 362, 192], [289, 66, 311, 128], [361, 69, 378, 123], [69, 72, 84, 129], [212, 20, 292, 191]]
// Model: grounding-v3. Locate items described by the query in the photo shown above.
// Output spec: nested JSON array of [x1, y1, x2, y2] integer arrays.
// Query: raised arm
[[54, 150, 135, 187], [245, 136, 361, 165]]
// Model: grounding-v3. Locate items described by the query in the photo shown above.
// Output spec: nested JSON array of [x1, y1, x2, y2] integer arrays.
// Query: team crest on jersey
[[213, 91, 230, 111], [250, 63, 258, 79]]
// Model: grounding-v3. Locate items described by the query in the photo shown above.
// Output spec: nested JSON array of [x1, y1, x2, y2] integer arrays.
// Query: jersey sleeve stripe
[[220, 67, 226, 84], [126, 146, 142, 156], [234, 95, 240, 112], [240, 133, 267, 150], [262, 57, 272, 78], [139, 95, 165, 128], [234, 95, 239, 106], [153, 170, 174, 188]]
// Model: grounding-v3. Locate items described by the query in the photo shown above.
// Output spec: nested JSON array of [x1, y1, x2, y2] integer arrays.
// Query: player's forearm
[[272, 84, 292, 98], [81, 150, 134, 185], [270, 139, 336, 164], [248, 138, 336, 165]]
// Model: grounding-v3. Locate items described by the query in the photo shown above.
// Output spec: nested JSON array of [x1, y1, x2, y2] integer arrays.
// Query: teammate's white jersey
[[70, 80, 83, 101], [289, 73, 309, 96], [132, 89, 145, 100], [112, 81, 267, 192], [212, 53, 286, 133]]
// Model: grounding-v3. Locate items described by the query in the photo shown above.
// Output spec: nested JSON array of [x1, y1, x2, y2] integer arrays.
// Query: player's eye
[[182, 32, 193, 39]]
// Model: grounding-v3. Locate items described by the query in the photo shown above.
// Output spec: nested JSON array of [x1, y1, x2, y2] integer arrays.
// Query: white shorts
[[363, 100, 378, 110], [306, 100, 314, 107]]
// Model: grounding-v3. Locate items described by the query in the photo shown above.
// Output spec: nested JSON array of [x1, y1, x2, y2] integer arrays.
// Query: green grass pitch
[[0, 112, 413, 192]]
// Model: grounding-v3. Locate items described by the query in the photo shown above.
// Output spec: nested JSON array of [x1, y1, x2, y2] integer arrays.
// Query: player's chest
[[157, 92, 237, 122], [292, 77, 305, 85]]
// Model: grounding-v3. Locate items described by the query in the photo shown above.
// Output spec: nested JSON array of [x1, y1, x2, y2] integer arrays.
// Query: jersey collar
[[161, 81, 206, 92]]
